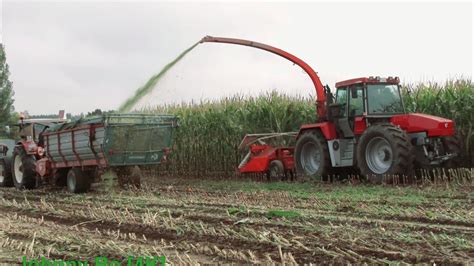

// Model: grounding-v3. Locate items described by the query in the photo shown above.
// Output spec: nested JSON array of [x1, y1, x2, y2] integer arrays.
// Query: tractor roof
[[335, 76, 400, 88]]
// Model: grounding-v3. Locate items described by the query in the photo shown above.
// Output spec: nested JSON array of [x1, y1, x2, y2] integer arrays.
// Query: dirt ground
[[0, 175, 472, 264]]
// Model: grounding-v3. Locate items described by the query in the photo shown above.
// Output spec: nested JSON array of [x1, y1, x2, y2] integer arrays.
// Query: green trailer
[[10, 113, 178, 193]]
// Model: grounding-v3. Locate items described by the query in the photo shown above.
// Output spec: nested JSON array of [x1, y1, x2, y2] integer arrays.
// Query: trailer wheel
[[67, 168, 91, 193], [0, 158, 13, 187], [12, 146, 37, 189], [295, 130, 330, 180], [357, 124, 414, 184], [267, 160, 284, 181]]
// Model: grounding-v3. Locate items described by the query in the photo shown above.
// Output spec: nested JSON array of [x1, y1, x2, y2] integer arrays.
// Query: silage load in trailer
[[44, 113, 178, 168]]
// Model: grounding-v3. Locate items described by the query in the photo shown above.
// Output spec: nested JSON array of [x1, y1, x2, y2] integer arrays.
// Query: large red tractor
[[200, 36, 462, 182]]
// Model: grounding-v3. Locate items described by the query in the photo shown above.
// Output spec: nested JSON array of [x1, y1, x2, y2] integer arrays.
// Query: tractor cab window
[[349, 86, 364, 116], [335, 88, 348, 117], [367, 84, 404, 114]]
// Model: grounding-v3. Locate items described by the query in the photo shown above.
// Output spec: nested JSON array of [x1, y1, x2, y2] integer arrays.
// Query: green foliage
[[266, 209, 301, 219], [86, 108, 114, 117], [145, 92, 315, 176], [0, 44, 15, 126]]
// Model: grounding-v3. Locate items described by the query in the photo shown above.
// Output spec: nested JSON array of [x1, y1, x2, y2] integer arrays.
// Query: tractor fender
[[390, 113, 455, 137], [297, 122, 337, 140], [16, 140, 38, 155]]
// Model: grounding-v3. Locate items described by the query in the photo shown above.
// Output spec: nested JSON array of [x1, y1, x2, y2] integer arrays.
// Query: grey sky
[[2, 1, 472, 114]]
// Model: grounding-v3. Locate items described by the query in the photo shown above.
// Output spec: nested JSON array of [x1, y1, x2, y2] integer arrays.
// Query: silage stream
[[118, 41, 200, 112]]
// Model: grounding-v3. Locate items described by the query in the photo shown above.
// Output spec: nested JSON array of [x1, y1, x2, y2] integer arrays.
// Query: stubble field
[[0, 173, 473, 264]]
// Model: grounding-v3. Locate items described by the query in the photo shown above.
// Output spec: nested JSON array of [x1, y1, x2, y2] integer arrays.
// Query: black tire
[[442, 133, 464, 168], [67, 168, 91, 193], [295, 130, 330, 180], [0, 158, 13, 187], [357, 124, 414, 184], [12, 146, 37, 189], [267, 160, 284, 181]]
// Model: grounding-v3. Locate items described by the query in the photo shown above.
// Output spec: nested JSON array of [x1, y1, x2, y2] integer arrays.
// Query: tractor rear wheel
[[267, 160, 284, 181], [12, 146, 37, 189], [0, 158, 13, 187], [357, 124, 414, 184], [295, 130, 330, 180], [67, 168, 91, 193]]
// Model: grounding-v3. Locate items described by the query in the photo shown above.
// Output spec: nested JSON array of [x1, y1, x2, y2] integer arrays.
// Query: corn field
[[146, 79, 473, 177]]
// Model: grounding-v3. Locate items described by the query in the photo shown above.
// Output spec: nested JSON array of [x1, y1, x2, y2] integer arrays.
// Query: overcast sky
[[1, 1, 472, 114]]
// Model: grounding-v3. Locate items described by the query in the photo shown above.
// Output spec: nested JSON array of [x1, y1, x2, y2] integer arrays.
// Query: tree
[[0, 44, 15, 124]]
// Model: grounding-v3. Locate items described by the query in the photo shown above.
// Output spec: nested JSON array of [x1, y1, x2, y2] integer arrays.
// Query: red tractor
[[200, 36, 462, 182], [238, 132, 297, 181]]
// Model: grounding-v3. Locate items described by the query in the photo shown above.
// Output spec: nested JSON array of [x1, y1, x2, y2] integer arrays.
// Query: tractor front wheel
[[295, 130, 330, 180], [357, 124, 414, 184], [12, 146, 37, 189], [0, 158, 13, 187]]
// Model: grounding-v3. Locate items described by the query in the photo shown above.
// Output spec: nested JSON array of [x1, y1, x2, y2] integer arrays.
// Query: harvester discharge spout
[[199, 35, 328, 120]]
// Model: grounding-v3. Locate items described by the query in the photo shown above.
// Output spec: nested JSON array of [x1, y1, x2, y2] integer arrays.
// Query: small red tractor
[[200, 36, 462, 182], [238, 132, 297, 181]]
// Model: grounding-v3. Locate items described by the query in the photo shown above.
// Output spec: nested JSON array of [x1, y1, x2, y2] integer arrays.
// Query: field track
[[0, 175, 473, 264]]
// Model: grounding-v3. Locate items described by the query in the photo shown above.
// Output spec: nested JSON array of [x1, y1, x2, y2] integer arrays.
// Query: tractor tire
[[295, 130, 330, 180], [12, 146, 37, 189], [357, 124, 414, 184], [0, 158, 13, 187], [267, 160, 284, 182], [67, 168, 91, 193], [442, 133, 464, 169]]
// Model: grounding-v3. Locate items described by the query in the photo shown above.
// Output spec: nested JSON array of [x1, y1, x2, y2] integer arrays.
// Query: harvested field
[[0, 174, 473, 264]]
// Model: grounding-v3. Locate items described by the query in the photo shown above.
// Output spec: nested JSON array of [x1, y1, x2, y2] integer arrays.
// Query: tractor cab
[[18, 118, 66, 143], [329, 76, 403, 138], [15, 116, 67, 158]]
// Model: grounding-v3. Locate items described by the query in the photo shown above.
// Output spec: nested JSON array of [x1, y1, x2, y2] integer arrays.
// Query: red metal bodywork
[[239, 144, 294, 174], [16, 140, 38, 156], [36, 158, 50, 177], [200, 36, 327, 119], [353, 117, 367, 135], [391, 113, 455, 137], [297, 122, 337, 140], [335, 76, 400, 88]]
